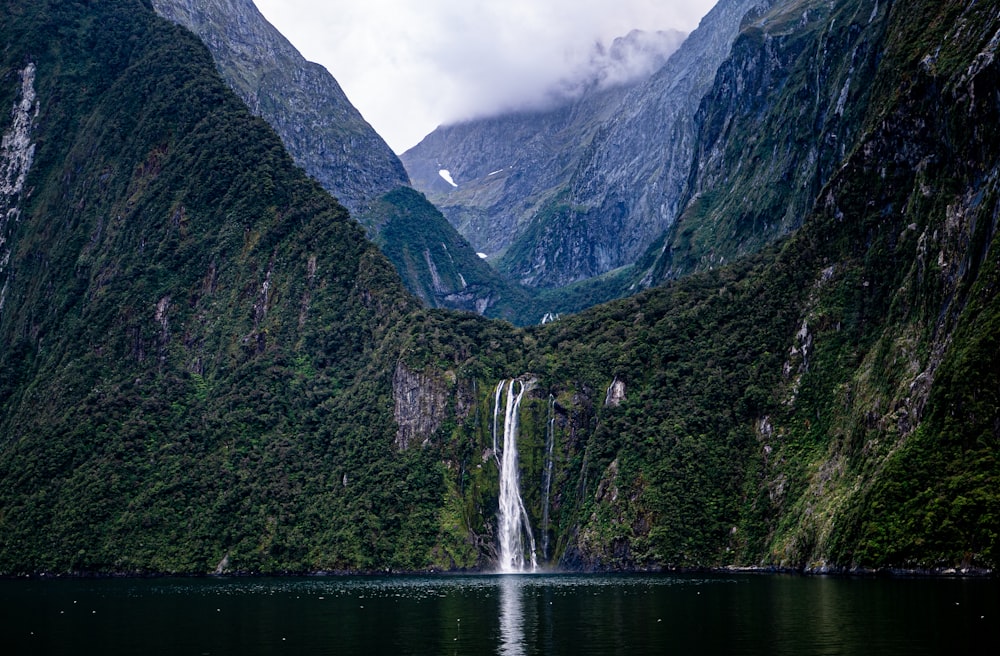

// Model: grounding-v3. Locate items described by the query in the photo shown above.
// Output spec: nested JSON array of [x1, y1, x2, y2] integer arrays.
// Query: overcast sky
[[254, 0, 718, 154]]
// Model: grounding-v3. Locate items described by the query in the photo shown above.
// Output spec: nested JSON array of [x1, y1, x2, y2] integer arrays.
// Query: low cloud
[[255, 0, 716, 152], [540, 29, 688, 110]]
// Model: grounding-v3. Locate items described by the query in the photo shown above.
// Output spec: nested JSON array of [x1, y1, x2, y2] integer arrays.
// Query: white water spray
[[493, 379, 538, 573]]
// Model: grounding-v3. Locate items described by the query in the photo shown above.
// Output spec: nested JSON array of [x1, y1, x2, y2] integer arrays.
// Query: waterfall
[[493, 379, 538, 573], [541, 395, 555, 561]]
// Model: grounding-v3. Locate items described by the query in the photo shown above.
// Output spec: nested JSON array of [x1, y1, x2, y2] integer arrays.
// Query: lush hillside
[[0, 0, 432, 573], [0, 0, 997, 576], [150, 0, 520, 320], [360, 187, 534, 321]]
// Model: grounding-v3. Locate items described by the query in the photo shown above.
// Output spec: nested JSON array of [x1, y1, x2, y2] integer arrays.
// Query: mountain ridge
[[403, 0, 773, 289], [0, 0, 996, 575], [149, 0, 408, 215], [150, 0, 527, 319]]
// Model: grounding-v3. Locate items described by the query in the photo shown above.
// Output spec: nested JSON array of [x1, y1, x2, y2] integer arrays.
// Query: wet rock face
[[604, 377, 626, 407], [659, 0, 890, 282], [392, 362, 450, 451], [150, 0, 409, 216]]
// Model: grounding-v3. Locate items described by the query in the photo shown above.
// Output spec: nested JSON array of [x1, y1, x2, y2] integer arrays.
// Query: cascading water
[[541, 394, 555, 561], [493, 379, 538, 573]]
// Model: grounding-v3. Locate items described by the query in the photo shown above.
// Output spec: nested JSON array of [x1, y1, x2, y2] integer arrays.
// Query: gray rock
[[402, 2, 768, 288], [150, 0, 409, 216]]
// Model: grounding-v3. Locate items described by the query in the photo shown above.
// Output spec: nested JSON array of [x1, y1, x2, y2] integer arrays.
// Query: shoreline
[[2, 563, 994, 581]]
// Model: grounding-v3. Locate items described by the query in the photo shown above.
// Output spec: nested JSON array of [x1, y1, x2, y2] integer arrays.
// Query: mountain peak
[[150, 0, 410, 215]]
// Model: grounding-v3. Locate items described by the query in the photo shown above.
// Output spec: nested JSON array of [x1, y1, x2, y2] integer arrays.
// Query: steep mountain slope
[[149, 0, 407, 215], [0, 0, 434, 573], [150, 0, 519, 318], [401, 29, 685, 259], [0, 0, 997, 576], [640, 0, 892, 283], [403, 0, 770, 289], [362, 187, 534, 320]]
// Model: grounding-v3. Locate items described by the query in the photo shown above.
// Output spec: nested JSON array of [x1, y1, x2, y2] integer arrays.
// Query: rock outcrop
[[392, 363, 451, 451], [0, 63, 38, 316]]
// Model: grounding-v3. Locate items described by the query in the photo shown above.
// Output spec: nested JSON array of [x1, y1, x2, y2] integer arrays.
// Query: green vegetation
[[0, 0, 997, 575], [358, 187, 534, 322]]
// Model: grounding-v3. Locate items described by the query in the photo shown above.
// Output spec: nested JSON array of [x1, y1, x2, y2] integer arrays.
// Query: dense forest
[[0, 0, 997, 574]]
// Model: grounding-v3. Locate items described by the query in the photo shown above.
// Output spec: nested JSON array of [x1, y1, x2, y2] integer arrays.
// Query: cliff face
[[0, 63, 38, 317], [402, 1, 770, 289], [641, 0, 891, 283]]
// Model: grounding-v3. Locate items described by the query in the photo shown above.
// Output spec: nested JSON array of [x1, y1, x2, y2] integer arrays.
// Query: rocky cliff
[[150, 0, 521, 318], [149, 0, 408, 215], [641, 0, 890, 283], [402, 1, 770, 289]]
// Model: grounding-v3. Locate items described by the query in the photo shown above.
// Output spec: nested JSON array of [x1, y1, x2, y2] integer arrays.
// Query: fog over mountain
[[253, 0, 714, 152], [523, 29, 687, 111], [402, 0, 771, 293]]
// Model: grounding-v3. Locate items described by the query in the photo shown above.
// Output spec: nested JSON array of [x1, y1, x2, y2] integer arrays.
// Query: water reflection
[[3, 574, 997, 655], [498, 575, 525, 656]]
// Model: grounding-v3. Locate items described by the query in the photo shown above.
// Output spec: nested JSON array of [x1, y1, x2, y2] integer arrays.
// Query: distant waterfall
[[493, 379, 538, 573], [541, 395, 555, 561]]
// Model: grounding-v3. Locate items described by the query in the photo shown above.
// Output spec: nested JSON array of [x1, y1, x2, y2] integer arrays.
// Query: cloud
[[254, 0, 717, 153], [543, 29, 688, 107]]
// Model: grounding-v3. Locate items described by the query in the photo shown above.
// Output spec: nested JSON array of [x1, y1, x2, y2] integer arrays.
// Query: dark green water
[[1, 573, 996, 655]]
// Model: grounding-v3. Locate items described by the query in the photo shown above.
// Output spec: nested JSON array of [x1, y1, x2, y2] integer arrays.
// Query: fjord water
[[2, 573, 996, 655]]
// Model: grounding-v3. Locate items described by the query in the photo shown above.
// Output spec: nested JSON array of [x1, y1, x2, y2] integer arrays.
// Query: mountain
[[150, 0, 522, 319], [148, 0, 407, 215], [401, 28, 686, 253], [639, 0, 891, 284], [1, 0, 997, 575], [402, 1, 769, 289]]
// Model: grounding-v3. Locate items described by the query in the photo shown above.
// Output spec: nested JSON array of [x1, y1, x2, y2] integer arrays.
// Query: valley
[[0, 0, 997, 576]]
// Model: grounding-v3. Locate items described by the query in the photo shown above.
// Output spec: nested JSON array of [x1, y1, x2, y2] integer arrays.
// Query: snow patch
[[438, 169, 458, 187]]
